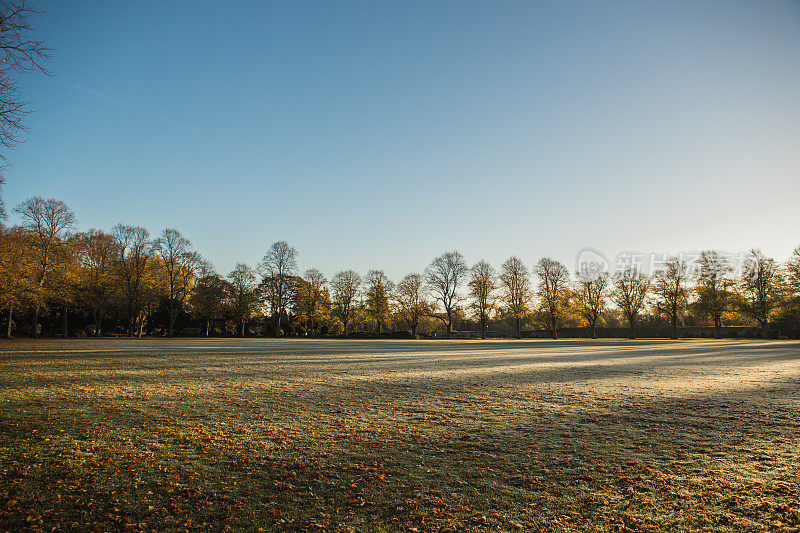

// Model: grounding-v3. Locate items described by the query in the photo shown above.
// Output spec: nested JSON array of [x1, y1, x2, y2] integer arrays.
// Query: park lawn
[[1, 338, 800, 532]]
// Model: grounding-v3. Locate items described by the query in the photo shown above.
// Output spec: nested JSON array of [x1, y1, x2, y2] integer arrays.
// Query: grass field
[[1, 339, 800, 532]]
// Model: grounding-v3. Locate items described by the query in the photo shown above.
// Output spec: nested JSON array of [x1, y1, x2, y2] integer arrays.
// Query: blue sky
[[4, 0, 800, 279]]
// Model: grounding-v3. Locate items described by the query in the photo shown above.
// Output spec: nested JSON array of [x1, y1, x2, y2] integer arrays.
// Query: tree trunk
[[411, 322, 418, 339], [552, 320, 558, 339], [480, 315, 486, 340], [63, 305, 68, 338], [590, 320, 597, 339], [168, 305, 176, 337], [6, 307, 12, 339], [205, 320, 210, 337], [92, 309, 99, 336], [629, 317, 636, 339], [32, 304, 40, 338], [241, 320, 246, 337], [515, 316, 521, 339], [762, 322, 768, 339]]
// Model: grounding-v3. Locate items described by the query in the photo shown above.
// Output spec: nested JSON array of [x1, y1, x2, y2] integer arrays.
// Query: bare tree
[[425, 251, 467, 339], [576, 271, 609, 339], [364, 269, 393, 333], [228, 262, 258, 337], [0, 1, 52, 190], [787, 246, 800, 300], [0, 2, 50, 69], [155, 228, 199, 337], [654, 257, 689, 339], [740, 248, 782, 339], [297, 268, 327, 335], [613, 268, 650, 339], [696, 250, 734, 338], [48, 233, 80, 337], [76, 229, 116, 335], [331, 270, 360, 336], [258, 241, 298, 336], [533, 257, 569, 339], [190, 259, 228, 337], [14, 196, 75, 336], [112, 224, 152, 337], [396, 273, 429, 338], [499, 257, 530, 339], [468, 260, 496, 339]]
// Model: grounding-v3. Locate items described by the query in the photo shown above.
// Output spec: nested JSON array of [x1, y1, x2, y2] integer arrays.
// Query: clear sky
[[4, 0, 800, 280]]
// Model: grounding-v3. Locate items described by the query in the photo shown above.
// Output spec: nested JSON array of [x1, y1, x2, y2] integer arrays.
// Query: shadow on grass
[[1, 339, 800, 531]]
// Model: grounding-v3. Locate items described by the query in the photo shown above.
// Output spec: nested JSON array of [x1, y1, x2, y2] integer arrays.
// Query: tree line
[[1, 196, 799, 339]]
